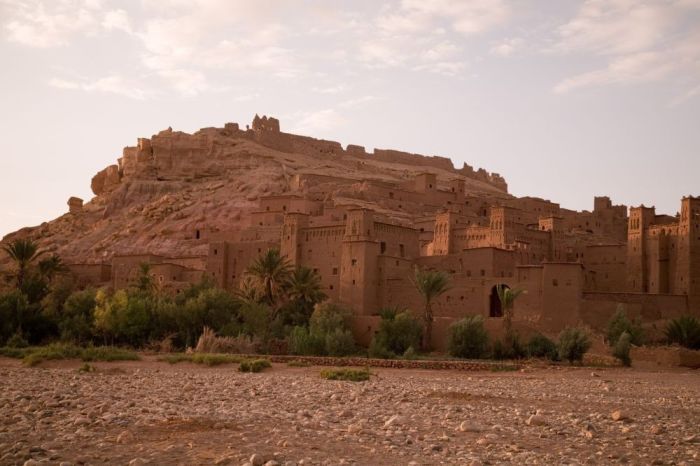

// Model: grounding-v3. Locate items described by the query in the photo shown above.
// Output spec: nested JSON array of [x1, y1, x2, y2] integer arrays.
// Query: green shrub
[[16, 344, 138, 367], [368, 337, 395, 359], [402, 346, 418, 360], [447, 315, 489, 359], [325, 328, 356, 357], [288, 326, 325, 356], [665, 315, 700, 350], [192, 353, 242, 366], [526, 334, 559, 361], [606, 306, 644, 346], [239, 358, 272, 373], [78, 363, 96, 373], [6, 332, 29, 349], [23, 343, 83, 366], [59, 289, 97, 344], [558, 327, 592, 364], [320, 367, 371, 382], [0, 346, 32, 358], [370, 310, 422, 358], [288, 304, 357, 357], [613, 331, 632, 367], [158, 353, 242, 366], [491, 340, 508, 360], [493, 333, 526, 360], [287, 359, 311, 367], [81, 346, 139, 362]]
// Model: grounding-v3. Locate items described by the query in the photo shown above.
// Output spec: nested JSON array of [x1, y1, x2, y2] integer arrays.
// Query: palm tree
[[287, 266, 327, 307], [2, 238, 42, 289], [496, 284, 525, 340], [38, 254, 67, 283], [246, 248, 292, 307], [235, 276, 266, 306], [412, 267, 450, 352]]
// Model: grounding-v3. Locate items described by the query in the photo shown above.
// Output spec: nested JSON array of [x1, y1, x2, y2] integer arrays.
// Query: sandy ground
[[0, 356, 698, 466]]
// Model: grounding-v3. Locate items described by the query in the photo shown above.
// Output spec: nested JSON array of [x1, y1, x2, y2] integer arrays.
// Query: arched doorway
[[489, 284, 509, 318]]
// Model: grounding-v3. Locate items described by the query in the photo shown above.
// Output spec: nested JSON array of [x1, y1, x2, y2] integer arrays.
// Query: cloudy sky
[[0, 0, 699, 237]]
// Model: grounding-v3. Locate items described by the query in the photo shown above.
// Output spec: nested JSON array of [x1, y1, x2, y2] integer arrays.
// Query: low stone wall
[[255, 354, 515, 371], [630, 346, 700, 369]]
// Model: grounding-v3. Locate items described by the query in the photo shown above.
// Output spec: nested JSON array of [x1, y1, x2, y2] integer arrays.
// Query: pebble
[[0, 360, 697, 465]]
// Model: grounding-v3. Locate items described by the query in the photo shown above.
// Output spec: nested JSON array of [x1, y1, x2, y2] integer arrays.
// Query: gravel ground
[[0, 357, 698, 466]]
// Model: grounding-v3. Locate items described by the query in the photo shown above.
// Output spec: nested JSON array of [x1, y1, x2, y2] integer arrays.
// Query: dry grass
[[195, 327, 257, 354]]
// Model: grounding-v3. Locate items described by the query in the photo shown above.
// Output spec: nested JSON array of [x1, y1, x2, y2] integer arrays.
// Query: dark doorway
[[489, 284, 509, 318]]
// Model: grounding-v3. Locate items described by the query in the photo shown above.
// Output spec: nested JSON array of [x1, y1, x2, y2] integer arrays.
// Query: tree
[[2, 238, 42, 289], [412, 267, 450, 351], [246, 248, 292, 307], [496, 284, 525, 341], [134, 263, 157, 294], [38, 254, 67, 283], [287, 266, 326, 307], [282, 266, 327, 326]]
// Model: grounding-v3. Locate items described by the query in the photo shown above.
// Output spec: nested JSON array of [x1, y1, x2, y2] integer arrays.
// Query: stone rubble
[[0, 358, 698, 465]]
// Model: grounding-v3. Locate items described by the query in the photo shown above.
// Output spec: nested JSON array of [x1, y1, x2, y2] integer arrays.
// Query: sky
[[0, 0, 699, 238]]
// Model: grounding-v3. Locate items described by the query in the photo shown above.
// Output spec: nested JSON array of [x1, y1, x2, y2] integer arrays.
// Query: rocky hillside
[[0, 115, 510, 266]]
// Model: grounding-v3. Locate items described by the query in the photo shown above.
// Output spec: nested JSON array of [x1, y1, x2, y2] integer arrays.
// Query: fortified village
[[3, 115, 699, 349]]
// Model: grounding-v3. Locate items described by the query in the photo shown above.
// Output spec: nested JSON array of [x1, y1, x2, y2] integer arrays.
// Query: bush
[[59, 289, 97, 344], [159, 353, 243, 366], [526, 334, 559, 361], [447, 315, 489, 359], [558, 327, 592, 364], [194, 327, 257, 354], [6, 332, 29, 349], [288, 304, 356, 357], [78, 363, 96, 373], [239, 358, 272, 373], [320, 367, 371, 382], [287, 359, 311, 367], [368, 337, 395, 359], [606, 306, 644, 346], [665, 315, 700, 350], [369, 310, 422, 358], [492, 333, 526, 360], [403, 346, 418, 360], [288, 326, 325, 356], [324, 328, 356, 357], [17, 344, 139, 367], [613, 331, 632, 367], [81, 346, 139, 362]]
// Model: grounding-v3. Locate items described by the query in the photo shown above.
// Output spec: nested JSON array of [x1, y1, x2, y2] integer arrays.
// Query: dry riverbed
[[0, 357, 698, 465]]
